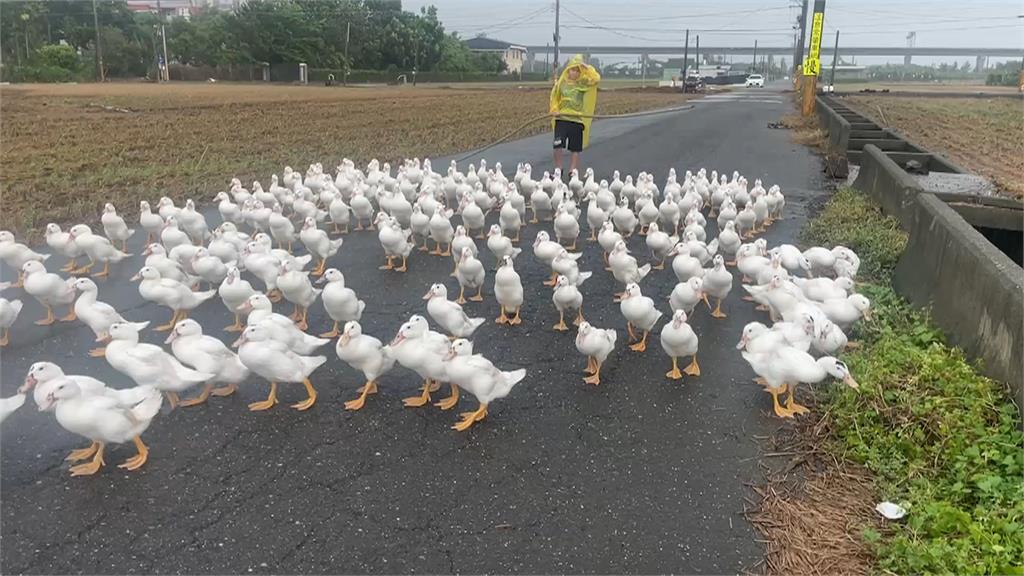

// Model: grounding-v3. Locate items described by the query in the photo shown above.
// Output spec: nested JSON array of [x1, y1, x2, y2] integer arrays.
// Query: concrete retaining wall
[[894, 194, 1024, 398], [852, 144, 924, 223]]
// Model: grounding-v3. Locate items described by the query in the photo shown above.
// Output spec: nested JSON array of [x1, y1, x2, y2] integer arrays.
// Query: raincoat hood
[[550, 54, 601, 149]]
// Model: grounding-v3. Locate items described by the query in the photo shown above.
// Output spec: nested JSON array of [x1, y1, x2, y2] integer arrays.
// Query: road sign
[[802, 58, 820, 76], [808, 12, 824, 62]]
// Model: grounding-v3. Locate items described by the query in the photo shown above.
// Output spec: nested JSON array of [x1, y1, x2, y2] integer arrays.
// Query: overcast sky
[[407, 0, 1023, 66]]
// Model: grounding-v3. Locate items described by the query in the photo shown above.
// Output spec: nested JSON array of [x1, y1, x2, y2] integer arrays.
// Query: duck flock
[[0, 158, 868, 476]]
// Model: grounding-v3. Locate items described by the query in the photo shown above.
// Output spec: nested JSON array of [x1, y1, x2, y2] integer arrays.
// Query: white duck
[[574, 321, 617, 385], [669, 276, 706, 316], [551, 275, 585, 332], [159, 216, 192, 252], [104, 322, 213, 409], [22, 260, 76, 325], [423, 283, 486, 338], [550, 249, 589, 289], [444, 339, 526, 431], [498, 189, 523, 241], [660, 309, 700, 380], [237, 293, 328, 354], [702, 255, 734, 319], [190, 247, 230, 289], [218, 265, 256, 332], [645, 222, 677, 270], [178, 199, 210, 242], [132, 265, 216, 331], [0, 295, 23, 346], [316, 268, 365, 338], [818, 294, 872, 330], [214, 192, 242, 225], [0, 230, 49, 286], [619, 282, 663, 352], [66, 224, 131, 278], [584, 191, 609, 241], [277, 258, 322, 331], [553, 203, 581, 250], [388, 315, 453, 408], [741, 347, 858, 418], [101, 203, 135, 252], [455, 246, 486, 304], [234, 324, 325, 411], [597, 221, 623, 269], [669, 243, 706, 283], [72, 277, 148, 357], [45, 223, 84, 272], [611, 195, 638, 237], [608, 241, 652, 300], [427, 207, 455, 256], [718, 221, 742, 264], [450, 225, 478, 276], [792, 276, 855, 303], [139, 200, 165, 244], [334, 321, 396, 410], [0, 392, 25, 423], [486, 225, 521, 264], [736, 320, 813, 355], [459, 193, 486, 238], [46, 376, 162, 476], [142, 243, 189, 283], [532, 231, 564, 286], [165, 319, 248, 407], [268, 203, 297, 251], [494, 254, 524, 326]]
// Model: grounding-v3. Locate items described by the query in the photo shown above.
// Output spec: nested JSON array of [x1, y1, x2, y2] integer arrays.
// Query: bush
[[801, 187, 907, 283], [35, 44, 82, 71], [803, 188, 1024, 575]]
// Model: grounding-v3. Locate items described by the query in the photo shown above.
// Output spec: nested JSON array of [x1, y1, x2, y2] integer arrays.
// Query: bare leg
[[569, 152, 580, 173], [553, 147, 564, 172]]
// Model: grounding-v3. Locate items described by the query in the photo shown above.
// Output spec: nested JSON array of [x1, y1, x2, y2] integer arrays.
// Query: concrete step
[[848, 138, 909, 151]]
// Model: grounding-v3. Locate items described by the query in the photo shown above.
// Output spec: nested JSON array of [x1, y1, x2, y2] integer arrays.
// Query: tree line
[[0, 0, 507, 82]]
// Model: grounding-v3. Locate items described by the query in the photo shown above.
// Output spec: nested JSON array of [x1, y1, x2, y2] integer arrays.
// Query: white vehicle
[[745, 74, 765, 88]]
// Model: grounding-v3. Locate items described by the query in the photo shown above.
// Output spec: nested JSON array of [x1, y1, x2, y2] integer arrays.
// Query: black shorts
[[553, 119, 584, 152]]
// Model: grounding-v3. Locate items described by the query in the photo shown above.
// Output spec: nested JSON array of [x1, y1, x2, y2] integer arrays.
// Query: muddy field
[[1, 83, 686, 238], [845, 95, 1024, 197]]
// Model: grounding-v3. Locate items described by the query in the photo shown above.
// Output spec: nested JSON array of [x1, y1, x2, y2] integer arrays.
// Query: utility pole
[[801, 0, 826, 116], [156, 0, 169, 81], [752, 40, 757, 73], [694, 34, 700, 72], [795, 0, 809, 72], [92, 0, 104, 81], [681, 28, 689, 85], [829, 30, 840, 89], [552, 0, 560, 78], [344, 21, 351, 86]]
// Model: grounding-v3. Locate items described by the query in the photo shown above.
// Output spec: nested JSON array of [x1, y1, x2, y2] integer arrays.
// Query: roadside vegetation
[[845, 96, 1024, 197], [799, 188, 1024, 574]]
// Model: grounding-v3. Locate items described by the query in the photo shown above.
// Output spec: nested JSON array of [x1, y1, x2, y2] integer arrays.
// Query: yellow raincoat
[[549, 54, 601, 149]]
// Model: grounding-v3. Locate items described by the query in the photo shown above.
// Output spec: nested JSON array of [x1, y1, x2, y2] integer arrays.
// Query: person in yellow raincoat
[[549, 54, 601, 174]]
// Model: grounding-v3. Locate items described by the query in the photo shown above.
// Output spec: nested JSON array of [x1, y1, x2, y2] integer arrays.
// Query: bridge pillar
[[975, 55, 987, 72], [527, 52, 536, 73], [904, 54, 912, 66]]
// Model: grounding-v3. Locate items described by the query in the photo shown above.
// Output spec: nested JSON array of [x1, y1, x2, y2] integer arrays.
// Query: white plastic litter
[[875, 501, 907, 520]]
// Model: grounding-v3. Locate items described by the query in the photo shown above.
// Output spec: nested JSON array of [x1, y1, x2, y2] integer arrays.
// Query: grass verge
[[797, 187, 1024, 575]]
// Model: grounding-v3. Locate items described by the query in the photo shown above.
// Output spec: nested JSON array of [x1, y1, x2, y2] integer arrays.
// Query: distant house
[[464, 37, 527, 74]]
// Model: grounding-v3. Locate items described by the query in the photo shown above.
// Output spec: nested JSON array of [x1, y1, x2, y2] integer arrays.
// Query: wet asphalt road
[[0, 85, 825, 574]]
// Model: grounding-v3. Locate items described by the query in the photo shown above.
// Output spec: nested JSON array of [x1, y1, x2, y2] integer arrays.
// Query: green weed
[[804, 188, 1024, 574]]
